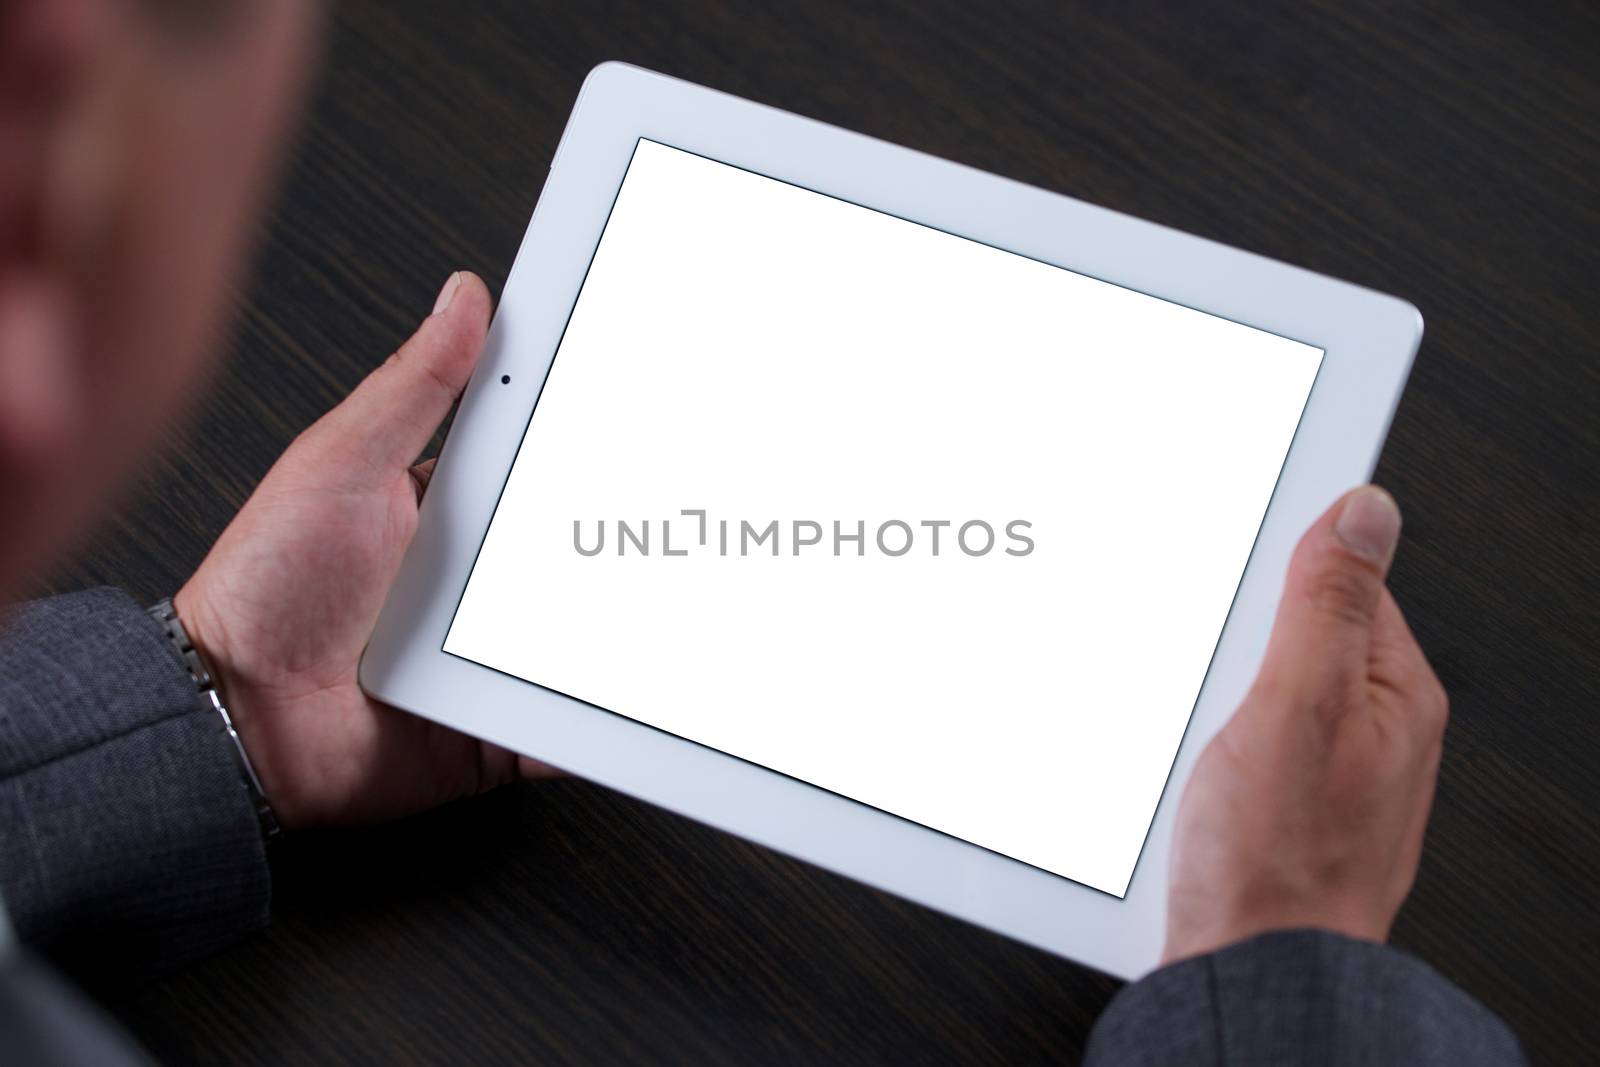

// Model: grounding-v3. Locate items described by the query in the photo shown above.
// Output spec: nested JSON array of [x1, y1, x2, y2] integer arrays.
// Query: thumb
[[1257, 486, 1403, 710], [319, 271, 492, 473]]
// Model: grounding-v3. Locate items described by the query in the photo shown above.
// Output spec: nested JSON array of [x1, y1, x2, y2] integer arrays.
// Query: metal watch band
[[146, 597, 282, 842]]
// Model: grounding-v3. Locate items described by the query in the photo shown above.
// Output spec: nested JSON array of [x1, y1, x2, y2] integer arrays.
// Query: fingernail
[[431, 272, 461, 316], [1334, 486, 1402, 566]]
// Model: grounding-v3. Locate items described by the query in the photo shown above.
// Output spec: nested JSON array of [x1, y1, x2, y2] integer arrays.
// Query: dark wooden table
[[38, 1, 1599, 1062]]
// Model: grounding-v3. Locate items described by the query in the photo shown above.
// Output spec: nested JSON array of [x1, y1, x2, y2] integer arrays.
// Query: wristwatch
[[147, 597, 282, 842]]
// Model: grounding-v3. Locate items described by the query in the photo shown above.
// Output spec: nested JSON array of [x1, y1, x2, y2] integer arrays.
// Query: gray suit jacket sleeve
[[0, 587, 271, 986], [1084, 929, 1525, 1065]]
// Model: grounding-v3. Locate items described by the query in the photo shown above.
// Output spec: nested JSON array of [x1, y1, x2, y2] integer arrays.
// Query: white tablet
[[360, 62, 1422, 980]]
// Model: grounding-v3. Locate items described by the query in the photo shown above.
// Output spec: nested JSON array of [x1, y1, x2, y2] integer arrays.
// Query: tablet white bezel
[[359, 62, 1422, 980]]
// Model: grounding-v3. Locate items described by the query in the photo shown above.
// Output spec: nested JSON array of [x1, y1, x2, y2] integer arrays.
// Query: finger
[[1371, 590, 1447, 882], [1368, 587, 1449, 746], [408, 457, 437, 503], [1369, 588, 1425, 689], [1256, 486, 1403, 713], [322, 271, 492, 473]]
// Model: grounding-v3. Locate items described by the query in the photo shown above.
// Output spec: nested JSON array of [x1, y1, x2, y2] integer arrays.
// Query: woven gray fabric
[[0, 587, 270, 987], [1085, 928, 1525, 1065]]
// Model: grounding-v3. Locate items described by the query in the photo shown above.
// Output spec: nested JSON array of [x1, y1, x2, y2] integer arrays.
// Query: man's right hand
[[1163, 486, 1449, 964]]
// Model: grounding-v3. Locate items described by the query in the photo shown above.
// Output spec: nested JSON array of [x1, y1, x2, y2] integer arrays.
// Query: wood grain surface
[[33, 0, 1599, 1062]]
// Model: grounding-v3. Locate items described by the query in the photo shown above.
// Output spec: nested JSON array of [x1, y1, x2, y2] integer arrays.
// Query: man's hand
[[176, 272, 551, 831], [1164, 486, 1448, 963]]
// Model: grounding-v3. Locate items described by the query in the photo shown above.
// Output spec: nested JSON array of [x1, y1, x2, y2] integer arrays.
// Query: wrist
[[173, 581, 233, 704], [161, 587, 282, 840], [1163, 895, 1390, 965]]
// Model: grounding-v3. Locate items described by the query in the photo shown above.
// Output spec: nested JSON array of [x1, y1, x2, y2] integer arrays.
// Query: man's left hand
[[176, 271, 553, 831]]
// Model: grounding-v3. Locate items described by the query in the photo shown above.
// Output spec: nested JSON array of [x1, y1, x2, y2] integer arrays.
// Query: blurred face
[[0, 0, 317, 594]]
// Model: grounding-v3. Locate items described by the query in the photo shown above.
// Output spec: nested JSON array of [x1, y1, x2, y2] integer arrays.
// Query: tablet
[[360, 63, 1422, 980]]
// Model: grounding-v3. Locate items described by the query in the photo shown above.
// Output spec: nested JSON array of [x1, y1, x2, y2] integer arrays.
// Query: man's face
[[0, 0, 317, 593]]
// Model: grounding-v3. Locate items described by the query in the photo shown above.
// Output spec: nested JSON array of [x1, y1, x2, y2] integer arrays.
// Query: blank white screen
[[445, 139, 1322, 897]]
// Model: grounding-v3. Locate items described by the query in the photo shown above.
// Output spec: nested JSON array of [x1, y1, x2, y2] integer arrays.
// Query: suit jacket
[[0, 588, 1525, 1064]]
